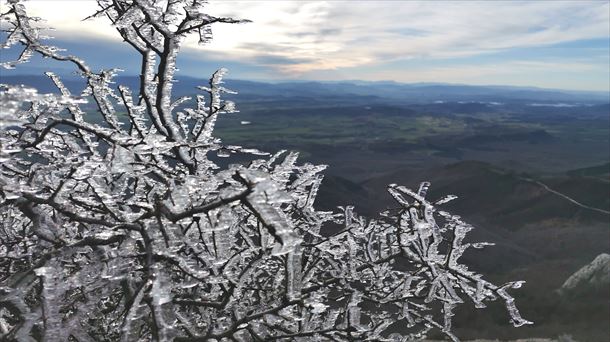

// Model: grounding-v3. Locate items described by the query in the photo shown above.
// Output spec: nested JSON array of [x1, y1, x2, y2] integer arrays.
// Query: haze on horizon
[[2, 0, 609, 92]]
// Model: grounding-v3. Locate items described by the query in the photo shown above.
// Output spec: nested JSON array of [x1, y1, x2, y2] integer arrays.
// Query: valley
[[4, 75, 609, 340], [212, 84, 609, 341]]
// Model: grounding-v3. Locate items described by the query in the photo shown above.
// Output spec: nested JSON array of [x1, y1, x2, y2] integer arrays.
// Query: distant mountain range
[[2, 74, 608, 105]]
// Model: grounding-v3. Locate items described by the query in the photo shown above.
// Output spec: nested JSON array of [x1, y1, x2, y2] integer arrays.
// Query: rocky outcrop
[[560, 253, 610, 293]]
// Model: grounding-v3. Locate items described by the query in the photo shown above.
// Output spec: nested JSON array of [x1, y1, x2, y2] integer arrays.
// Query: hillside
[[2, 73, 608, 341], [317, 161, 609, 341]]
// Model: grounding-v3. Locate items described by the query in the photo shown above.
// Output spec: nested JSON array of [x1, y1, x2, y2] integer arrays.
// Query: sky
[[2, 0, 609, 91]]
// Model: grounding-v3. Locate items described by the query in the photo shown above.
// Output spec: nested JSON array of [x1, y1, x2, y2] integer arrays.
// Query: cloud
[[193, 1, 609, 74], [8, 0, 610, 90], [20, 1, 609, 71], [250, 55, 315, 66], [15, 0, 115, 41]]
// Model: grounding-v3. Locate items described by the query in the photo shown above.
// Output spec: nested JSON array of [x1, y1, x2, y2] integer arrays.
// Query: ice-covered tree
[[0, 1, 531, 341]]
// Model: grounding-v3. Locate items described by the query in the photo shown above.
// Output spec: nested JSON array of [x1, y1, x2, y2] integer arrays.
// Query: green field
[[215, 103, 609, 180]]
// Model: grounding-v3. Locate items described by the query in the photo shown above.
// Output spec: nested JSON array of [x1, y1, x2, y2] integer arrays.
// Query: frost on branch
[[0, 1, 530, 341]]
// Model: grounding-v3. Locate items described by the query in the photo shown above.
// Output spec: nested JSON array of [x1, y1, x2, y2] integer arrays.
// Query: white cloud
[[11, 0, 610, 89], [198, 0, 610, 74], [15, 0, 115, 40]]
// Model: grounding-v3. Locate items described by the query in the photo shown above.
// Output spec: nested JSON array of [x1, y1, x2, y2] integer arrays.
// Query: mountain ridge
[[2, 74, 608, 104]]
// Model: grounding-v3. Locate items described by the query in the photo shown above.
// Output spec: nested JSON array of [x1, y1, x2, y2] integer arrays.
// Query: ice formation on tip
[[0, 0, 530, 341]]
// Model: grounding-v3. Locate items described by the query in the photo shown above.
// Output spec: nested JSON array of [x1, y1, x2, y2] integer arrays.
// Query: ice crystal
[[0, 1, 530, 341]]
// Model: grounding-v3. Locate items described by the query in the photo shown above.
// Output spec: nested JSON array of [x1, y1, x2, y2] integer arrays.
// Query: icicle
[[348, 291, 363, 331], [239, 170, 302, 255], [417, 181, 430, 197], [286, 245, 302, 301]]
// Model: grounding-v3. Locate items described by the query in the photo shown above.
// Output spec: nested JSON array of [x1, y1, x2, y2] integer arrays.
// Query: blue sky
[[2, 0, 609, 91]]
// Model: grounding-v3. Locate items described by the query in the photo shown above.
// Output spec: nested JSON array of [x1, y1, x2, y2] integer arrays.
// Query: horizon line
[[2, 71, 609, 95]]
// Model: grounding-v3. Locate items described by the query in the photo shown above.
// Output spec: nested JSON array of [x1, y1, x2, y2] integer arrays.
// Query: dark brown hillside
[[316, 160, 609, 341], [360, 161, 608, 229]]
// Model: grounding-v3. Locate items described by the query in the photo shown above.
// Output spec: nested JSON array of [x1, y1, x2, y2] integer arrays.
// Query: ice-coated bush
[[0, 1, 531, 341]]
